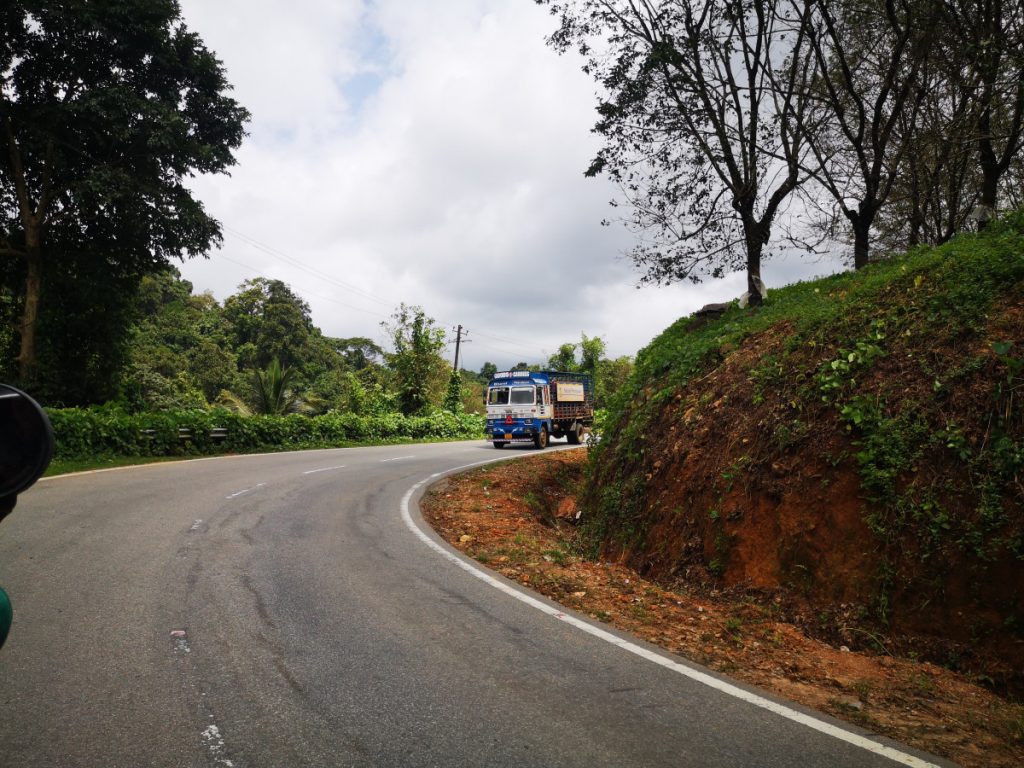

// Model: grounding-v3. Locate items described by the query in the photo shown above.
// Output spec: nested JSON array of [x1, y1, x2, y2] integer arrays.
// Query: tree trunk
[[745, 229, 764, 307], [16, 227, 42, 383], [852, 218, 871, 269], [978, 106, 999, 230], [907, 167, 922, 246]]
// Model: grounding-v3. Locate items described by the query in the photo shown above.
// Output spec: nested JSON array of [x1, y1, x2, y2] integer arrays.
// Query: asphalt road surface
[[0, 441, 953, 767]]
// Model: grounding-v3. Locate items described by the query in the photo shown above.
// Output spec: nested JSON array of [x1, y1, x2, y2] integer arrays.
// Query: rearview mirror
[[0, 384, 53, 649], [0, 384, 54, 519]]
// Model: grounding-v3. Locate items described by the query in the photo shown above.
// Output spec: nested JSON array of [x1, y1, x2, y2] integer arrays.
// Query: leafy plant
[[818, 321, 887, 400], [47, 406, 485, 460], [250, 359, 308, 416], [443, 369, 464, 414]]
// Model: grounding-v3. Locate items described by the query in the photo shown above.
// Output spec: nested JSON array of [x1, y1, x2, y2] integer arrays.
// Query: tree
[[333, 337, 384, 371], [122, 269, 237, 411], [873, 55, 980, 248], [339, 368, 396, 416], [940, 0, 1024, 223], [32, 251, 142, 405], [547, 342, 579, 372], [596, 355, 634, 405], [124, 269, 213, 410], [222, 279, 314, 372], [459, 370, 486, 414], [0, 0, 248, 383], [795, 0, 939, 266], [478, 361, 498, 382], [382, 304, 448, 416], [543, 0, 815, 303], [443, 369, 464, 413], [249, 358, 306, 416], [547, 334, 605, 377], [799, 0, 1023, 253], [578, 333, 605, 380]]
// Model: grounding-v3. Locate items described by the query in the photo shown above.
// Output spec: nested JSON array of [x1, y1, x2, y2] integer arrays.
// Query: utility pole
[[451, 325, 470, 372]]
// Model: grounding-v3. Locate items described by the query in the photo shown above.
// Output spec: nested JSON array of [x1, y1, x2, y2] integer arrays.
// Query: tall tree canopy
[[941, 0, 1024, 222], [795, 0, 939, 267], [543, 0, 815, 303], [0, 0, 248, 384], [382, 304, 448, 416], [222, 278, 315, 372], [124, 268, 235, 411]]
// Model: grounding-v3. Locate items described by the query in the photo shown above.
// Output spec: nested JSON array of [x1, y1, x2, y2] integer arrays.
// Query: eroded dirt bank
[[422, 450, 1024, 768]]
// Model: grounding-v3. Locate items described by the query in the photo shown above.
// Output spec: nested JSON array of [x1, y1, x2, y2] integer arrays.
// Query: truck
[[484, 370, 594, 449]]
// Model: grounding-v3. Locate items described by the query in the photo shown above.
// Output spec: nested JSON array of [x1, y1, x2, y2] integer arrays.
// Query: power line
[[217, 254, 389, 319], [223, 227, 392, 307]]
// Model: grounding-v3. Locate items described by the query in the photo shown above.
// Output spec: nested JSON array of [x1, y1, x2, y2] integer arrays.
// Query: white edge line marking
[[38, 441, 474, 482], [400, 459, 942, 768], [303, 465, 346, 475], [39, 449, 345, 480]]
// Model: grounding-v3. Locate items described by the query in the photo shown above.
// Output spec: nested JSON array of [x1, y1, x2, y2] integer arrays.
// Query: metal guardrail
[[138, 428, 229, 441]]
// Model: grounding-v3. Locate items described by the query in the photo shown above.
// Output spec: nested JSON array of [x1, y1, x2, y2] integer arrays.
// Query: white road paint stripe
[[200, 723, 234, 767], [39, 443, 453, 481], [380, 455, 416, 462], [399, 459, 943, 768], [302, 465, 346, 475], [225, 482, 266, 499]]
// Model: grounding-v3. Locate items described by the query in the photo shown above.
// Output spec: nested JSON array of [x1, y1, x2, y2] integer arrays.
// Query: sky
[[175, 0, 844, 372]]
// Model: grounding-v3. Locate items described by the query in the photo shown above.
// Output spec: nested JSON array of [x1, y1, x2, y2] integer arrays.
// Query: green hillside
[[584, 212, 1024, 692]]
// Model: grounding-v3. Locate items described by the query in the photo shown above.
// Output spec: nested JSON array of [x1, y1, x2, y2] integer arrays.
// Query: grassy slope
[[585, 212, 1024, 689]]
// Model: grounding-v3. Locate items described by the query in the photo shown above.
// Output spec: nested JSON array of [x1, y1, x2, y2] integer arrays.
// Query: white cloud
[[176, 0, 844, 373]]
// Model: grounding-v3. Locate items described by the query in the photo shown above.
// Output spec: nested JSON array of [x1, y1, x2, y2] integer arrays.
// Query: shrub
[[46, 406, 485, 460]]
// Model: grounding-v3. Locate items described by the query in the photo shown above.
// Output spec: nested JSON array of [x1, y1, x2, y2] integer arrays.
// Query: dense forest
[[0, 263, 633, 421]]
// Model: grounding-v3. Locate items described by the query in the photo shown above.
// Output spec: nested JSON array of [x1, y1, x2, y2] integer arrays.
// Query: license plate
[[504, 433, 513, 440]]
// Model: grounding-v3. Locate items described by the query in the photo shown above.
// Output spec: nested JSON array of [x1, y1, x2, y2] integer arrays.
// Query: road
[[0, 441, 952, 767]]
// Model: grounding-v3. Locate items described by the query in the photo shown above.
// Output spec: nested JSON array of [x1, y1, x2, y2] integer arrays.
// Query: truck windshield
[[487, 387, 509, 405], [510, 387, 534, 405]]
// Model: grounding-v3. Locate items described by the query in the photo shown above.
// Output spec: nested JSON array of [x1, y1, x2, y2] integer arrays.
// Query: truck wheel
[[566, 425, 583, 445], [533, 426, 548, 449], [492, 441, 506, 449]]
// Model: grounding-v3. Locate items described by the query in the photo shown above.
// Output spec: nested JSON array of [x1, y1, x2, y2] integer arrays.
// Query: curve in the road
[[401, 456, 943, 768], [1, 442, 954, 768]]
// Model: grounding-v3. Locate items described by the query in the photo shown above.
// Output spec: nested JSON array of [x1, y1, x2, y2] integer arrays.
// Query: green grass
[[45, 454, 190, 476]]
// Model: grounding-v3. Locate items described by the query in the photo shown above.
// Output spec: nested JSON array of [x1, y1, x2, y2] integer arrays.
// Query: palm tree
[[251, 358, 307, 415]]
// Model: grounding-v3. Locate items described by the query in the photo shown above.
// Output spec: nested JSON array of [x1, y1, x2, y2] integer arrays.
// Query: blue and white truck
[[484, 370, 594, 449]]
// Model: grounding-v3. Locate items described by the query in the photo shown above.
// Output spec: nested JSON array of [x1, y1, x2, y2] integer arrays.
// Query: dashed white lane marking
[[302, 465, 346, 475], [189, 520, 203, 532], [201, 723, 234, 767], [170, 629, 190, 654], [380, 455, 416, 462], [225, 482, 265, 499], [169, 630, 233, 765], [399, 460, 942, 768]]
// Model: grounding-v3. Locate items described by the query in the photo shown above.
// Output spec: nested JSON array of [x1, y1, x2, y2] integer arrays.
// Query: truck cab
[[485, 370, 593, 449]]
